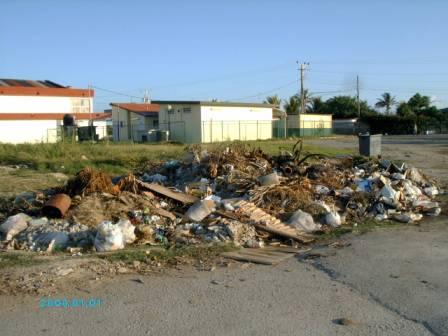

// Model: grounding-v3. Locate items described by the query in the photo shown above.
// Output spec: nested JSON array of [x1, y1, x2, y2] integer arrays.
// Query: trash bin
[[358, 133, 382, 157]]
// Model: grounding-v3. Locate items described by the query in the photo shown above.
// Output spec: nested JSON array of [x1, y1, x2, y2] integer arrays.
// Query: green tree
[[325, 95, 375, 118], [308, 96, 327, 113], [408, 93, 431, 113], [397, 93, 439, 133], [375, 92, 397, 114], [263, 95, 282, 108], [283, 95, 300, 115], [396, 101, 415, 117]]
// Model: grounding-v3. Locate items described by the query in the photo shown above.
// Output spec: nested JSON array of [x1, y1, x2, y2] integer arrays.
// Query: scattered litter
[[286, 210, 321, 232], [42, 193, 71, 218], [94, 220, 135, 252], [0, 213, 30, 241], [34, 231, 69, 251], [258, 172, 280, 186], [185, 200, 216, 222], [325, 211, 342, 228]]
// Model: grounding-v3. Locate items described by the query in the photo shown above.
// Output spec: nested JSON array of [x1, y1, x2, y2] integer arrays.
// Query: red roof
[[0, 112, 111, 121], [0, 79, 93, 97], [110, 103, 160, 113]]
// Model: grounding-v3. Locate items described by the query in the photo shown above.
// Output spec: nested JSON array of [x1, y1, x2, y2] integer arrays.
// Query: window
[[153, 120, 159, 127], [71, 98, 91, 113], [183, 107, 192, 113]]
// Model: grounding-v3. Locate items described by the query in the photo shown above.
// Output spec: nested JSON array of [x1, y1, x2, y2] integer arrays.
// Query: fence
[[46, 125, 112, 143], [332, 121, 369, 135], [200, 120, 273, 143], [112, 119, 334, 143], [274, 119, 333, 137]]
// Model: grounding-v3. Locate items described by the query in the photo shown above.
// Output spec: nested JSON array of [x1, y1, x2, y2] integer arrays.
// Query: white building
[[111, 103, 160, 142], [0, 79, 103, 143], [154, 100, 274, 143]]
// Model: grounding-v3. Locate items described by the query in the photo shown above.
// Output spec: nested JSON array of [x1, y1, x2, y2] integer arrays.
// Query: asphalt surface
[[311, 218, 448, 336], [0, 252, 434, 336]]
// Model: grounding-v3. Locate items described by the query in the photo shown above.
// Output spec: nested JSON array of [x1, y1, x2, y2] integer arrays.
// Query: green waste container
[[358, 133, 382, 157]]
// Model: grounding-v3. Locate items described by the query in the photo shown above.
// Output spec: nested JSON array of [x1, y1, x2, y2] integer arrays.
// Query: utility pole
[[356, 75, 360, 118], [299, 63, 306, 115], [143, 89, 150, 103], [298, 61, 309, 136]]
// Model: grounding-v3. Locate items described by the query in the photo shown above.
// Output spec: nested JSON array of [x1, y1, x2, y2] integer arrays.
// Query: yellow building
[[111, 103, 160, 142], [286, 113, 333, 137], [154, 100, 274, 143]]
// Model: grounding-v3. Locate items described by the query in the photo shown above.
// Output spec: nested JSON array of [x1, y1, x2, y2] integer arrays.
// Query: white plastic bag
[[325, 211, 341, 228], [0, 213, 30, 241], [286, 210, 321, 232], [117, 219, 136, 244], [94, 221, 125, 252]]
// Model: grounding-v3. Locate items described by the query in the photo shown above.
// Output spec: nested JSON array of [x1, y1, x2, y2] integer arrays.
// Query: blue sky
[[1, 0, 448, 111]]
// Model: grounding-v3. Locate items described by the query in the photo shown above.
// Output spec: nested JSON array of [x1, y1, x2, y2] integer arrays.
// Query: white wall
[[112, 106, 130, 141], [0, 95, 92, 113], [158, 104, 201, 143], [200, 105, 273, 142], [0, 95, 94, 143], [200, 106, 272, 121], [0, 120, 59, 143], [112, 106, 159, 142]]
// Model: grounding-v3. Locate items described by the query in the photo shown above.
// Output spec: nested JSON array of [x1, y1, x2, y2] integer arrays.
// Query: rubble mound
[[64, 167, 118, 197], [0, 141, 444, 254]]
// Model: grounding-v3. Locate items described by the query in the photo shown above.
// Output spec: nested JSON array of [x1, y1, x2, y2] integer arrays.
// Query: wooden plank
[[254, 223, 314, 243], [139, 182, 198, 204], [152, 208, 176, 221], [221, 252, 278, 265], [215, 210, 239, 220], [264, 246, 312, 254]]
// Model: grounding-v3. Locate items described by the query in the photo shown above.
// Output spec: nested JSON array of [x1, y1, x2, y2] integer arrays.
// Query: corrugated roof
[[110, 103, 160, 113], [0, 79, 66, 88]]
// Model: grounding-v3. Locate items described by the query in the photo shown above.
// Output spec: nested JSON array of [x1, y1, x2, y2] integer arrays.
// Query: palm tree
[[263, 95, 282, 108], [283, 96, 300, 115], [308, 96, 326, 113], [375, 92, 397, 114]]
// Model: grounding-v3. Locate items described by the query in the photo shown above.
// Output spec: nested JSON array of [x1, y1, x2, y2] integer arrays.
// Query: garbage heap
[[0, 142, 443, 253]]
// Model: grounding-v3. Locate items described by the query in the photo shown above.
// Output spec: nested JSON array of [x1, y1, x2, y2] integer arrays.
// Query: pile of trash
[[0, 141, 443, 253]]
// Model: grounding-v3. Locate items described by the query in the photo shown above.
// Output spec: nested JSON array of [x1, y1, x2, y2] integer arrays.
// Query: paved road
[[310, 218, 448, 336], [0, 250, 434, 336]]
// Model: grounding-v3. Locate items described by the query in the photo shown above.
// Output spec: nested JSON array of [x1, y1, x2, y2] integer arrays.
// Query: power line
[[311, 88, 356, 95], [150, 63, 295, 90], [225, 80, 297, 101], [91, 85, 143, 100], [309, 69, 448, 76]]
